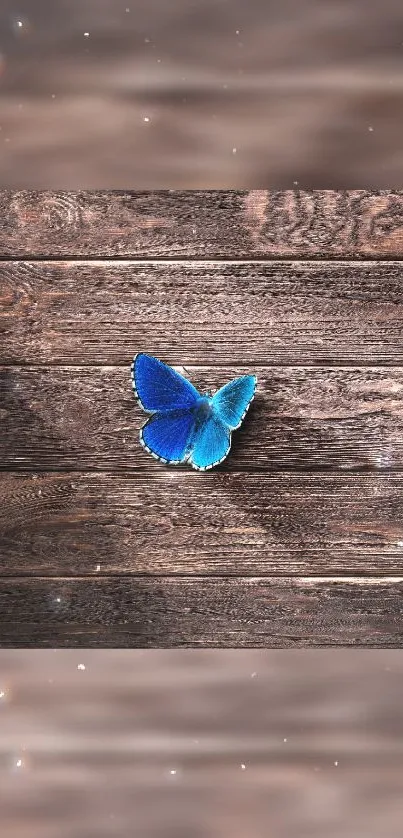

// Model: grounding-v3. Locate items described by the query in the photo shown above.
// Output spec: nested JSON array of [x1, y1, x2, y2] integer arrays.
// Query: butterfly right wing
[[132, 353, 200, 413], [189, 375, 257, 470], [189, 413, 231, 471], [211, 375, 257, 430]]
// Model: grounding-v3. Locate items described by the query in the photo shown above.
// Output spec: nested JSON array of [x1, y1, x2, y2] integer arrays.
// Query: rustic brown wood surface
[[1, 191, 403, 258], [0, 577, 401, 647], [2, 260, 403, 366], [1, 191, 403, 646], [2, 472, 403, 576], [2, 366, 403, 471]]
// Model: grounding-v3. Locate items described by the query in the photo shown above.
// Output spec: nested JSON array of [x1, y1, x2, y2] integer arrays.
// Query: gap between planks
[[1, 574, 402, 581], [2, 257, 403, 264]]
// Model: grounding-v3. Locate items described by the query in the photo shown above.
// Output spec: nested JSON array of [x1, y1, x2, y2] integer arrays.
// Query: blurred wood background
[[2, 190, 403, 645], [0, 0, 402, 188], [0, 649, 403, 838]]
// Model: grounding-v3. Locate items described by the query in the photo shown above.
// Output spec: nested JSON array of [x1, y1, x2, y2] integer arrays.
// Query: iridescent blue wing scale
[[131, 353, 200, 412], [132, 354, 201, 465], [189, 414, 231, 471], [211, 375, 257, 429], [140, 409, 196, 464], [189, 375, 256, 470]]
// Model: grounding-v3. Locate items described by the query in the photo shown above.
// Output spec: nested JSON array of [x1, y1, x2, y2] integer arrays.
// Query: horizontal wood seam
[[1, 575, 403, 583], [0, 573, 402, 580], [4, 363, 403, 370], [2, 469, 403, 478], [3, 256, 403, 264], [3, 467, 403, 476]]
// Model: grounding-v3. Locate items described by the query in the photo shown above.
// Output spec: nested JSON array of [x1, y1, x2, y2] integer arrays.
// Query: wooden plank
[[0, 576, 401, 646], [2, 472, 403, 576], [2, 365, 403, 472], [2, 260, 403, 365], [1, 191, 403, 258]]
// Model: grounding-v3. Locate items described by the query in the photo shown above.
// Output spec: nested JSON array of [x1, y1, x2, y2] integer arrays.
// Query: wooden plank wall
[[1, 190, 403, 646]]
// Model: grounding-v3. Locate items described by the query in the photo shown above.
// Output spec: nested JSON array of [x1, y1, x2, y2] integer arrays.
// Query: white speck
[[251, 671, 257, 678], [169, 769, 177, 775], [376, 454, 391, 467], [96, 564, 101, 572], [397, 541, 403, 547], [143, 116, 150, 122], [84, 32, 90, 38], [235, 29, 240, 35], [368, 126, 374, 132], [232, 147, 237, 154], [55, 597, 61, 603], [144, 38, 150, 43], [38, 489, 42, 496], [334, 761, 338, 767], [13, 18, 29, 35], [51, 94, 56, 99], [0, 690, 5, 699], [157, 58, 161, 63], [241, 763, 246, 770], [125, 7, 130, 11], [283, 738, 287, 743], [293, 180, 299, 185], [77, 663, 86, 671], [15, 759, 23, 768]]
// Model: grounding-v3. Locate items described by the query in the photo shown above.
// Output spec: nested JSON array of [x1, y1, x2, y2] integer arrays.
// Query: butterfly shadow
[[191, 386, 369, 569]]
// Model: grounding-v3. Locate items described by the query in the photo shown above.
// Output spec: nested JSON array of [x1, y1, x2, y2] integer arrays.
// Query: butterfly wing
[[211, 375, 257, 429], [189, 414, 231, 471], [132, 353, 200, 412], [189, 375, 256, 470], [140, 408, 196, 464]]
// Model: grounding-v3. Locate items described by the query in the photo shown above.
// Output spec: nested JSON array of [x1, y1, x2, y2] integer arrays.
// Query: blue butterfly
[[131, 353, 257, 471]]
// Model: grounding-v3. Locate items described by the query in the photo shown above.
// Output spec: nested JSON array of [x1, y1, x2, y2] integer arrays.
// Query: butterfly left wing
[[132, 353, 200, 413], [211, 375, 257, 429], [140, 408, 196, 464]]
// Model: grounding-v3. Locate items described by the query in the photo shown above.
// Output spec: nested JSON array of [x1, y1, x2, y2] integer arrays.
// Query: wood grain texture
[[0, 576, 401, 646], [2, 473, 403, 576], [2, 365, 403, 472], [1, 191, 403, 258], [2, 189, 403, 647], [2, 260, 403, 365]]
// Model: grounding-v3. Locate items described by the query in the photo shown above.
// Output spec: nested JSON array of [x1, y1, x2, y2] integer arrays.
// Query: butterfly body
[[131, 353, 256, 471]]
